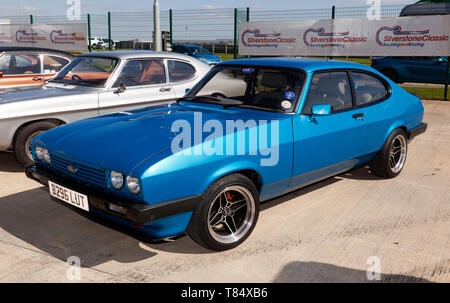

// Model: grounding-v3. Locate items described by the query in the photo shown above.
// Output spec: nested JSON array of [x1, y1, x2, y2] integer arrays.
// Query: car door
[[167, 59, 199, 97], [290, 70, 368, 189], [349, 70, 393, 154], [0, 52, 45, 88], [98, 58, 176, 115], [409, 57, 447, 83]]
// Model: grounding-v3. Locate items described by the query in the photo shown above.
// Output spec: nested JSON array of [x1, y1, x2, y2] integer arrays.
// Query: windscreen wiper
[[178, 96, 243, 108]]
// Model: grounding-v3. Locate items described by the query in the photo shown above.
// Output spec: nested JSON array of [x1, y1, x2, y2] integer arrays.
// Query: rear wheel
[[381, 69, 399, 83], [187, 174, 260, 251], [369, 128, 407, 178], [13, 121, 58, 167]]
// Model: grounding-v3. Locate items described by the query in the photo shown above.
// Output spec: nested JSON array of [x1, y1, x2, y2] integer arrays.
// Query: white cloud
[[202, 5, 226, 10], [23, 6, 38, 12]]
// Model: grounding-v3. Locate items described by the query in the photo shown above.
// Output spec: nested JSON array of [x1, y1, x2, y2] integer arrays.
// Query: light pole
[[153, 0, 161, 51], [19, 0, 23, 23]]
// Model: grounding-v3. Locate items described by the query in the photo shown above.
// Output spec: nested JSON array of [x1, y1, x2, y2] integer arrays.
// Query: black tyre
[[13, 121, 58, 167], [381, 69, 399, 83], [369, 128, 408, 179], [187, 174, 260, 251]]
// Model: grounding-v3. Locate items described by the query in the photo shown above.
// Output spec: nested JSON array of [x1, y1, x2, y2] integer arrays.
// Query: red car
[[0, 47, 73, 89]]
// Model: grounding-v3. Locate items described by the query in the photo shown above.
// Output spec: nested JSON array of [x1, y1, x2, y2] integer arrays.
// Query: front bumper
[[409, 122, 427, 140], [25, 165, 202, 225]]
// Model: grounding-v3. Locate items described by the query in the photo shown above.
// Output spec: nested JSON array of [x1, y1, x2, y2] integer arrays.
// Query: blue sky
[[1, 0, 415, 16]]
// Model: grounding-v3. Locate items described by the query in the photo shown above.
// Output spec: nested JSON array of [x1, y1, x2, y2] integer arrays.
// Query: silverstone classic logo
[[15, 30, 46, 43], [376, 25, 448, 47], [0, 31, 12, 42], [50, 30, 85, 44], [241, 29, 296, 48], [303, 28, 367, 48]]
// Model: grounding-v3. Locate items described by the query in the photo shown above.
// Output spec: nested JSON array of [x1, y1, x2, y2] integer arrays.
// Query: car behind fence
[[2, 4, 449, 100]]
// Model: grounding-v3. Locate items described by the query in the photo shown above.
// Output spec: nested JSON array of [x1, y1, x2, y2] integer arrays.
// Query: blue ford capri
[[26, 58, 426, 251]]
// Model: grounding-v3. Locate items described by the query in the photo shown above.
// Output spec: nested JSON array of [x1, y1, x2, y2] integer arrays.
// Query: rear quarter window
[[351, 72, 389, 106], [168, 60, 196, 82]]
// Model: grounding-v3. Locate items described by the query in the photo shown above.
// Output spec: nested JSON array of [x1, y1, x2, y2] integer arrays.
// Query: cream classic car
[[0, 51, 211, 166]]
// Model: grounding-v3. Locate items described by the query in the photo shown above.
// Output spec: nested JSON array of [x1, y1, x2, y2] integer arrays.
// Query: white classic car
[[0, 51, 211, 166]]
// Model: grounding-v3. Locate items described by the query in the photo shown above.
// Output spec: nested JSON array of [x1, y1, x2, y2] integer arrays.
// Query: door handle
[[159, 87, 171, 92], [33, 77, 44, 81], [352, 113, 364, 120]]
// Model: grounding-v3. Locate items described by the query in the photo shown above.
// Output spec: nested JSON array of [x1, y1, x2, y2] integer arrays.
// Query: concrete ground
[[0, 100, 448, 283]]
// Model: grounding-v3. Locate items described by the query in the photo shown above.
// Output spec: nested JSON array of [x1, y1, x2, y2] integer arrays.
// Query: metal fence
[[2, 4, 449, 100]]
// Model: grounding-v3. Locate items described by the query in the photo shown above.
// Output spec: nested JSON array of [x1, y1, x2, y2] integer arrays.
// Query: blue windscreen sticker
[[242, 68, 255, 73], [284, 91, 296, 100]]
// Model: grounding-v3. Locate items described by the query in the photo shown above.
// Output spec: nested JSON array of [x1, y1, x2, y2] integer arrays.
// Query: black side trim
[[409, 123, 427, 140], [26, 165, 202, 225]]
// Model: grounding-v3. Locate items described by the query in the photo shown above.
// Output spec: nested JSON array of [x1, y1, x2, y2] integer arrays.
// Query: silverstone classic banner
[[238, 15, 450, 56], [0, 23, 87, 51]]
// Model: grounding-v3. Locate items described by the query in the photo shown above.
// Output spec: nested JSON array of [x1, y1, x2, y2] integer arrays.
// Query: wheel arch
[[383, 121, 408, 145], [204, 165, 264, 195], [10, 118, 66, 150], [380, 67, 400, 82]]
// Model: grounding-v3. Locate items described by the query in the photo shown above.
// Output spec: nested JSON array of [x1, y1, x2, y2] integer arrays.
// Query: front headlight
[[35, 147, 45, 161], [110, 171, 124, 189], [35, 146, 50, 163], [126, 176, 141, 195], [43, 149, 51, 164]]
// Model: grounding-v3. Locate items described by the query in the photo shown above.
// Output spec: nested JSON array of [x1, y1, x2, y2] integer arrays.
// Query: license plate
[[48, 181, 89, 211]]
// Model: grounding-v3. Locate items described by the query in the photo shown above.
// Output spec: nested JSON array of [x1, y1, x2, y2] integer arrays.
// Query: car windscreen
[[188, 46, 211, 55], [50, 56, 118, 87], [183, 66, 305, 113]]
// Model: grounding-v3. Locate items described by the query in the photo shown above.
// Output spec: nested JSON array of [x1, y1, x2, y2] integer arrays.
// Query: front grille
[[49, 154, 107, 189]]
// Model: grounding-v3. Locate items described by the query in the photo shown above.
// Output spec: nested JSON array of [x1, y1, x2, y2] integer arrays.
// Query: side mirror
[[114, 83, 126, 94], [0, 71, 3, 78], [312, 104, 332, 116]]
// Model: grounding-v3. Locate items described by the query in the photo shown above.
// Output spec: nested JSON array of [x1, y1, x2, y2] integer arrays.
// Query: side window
[[168, 60, 196, 82], [351, 72, 388, 106], [13, 54, 41, 74], [0, 54, 12, 74], [114, 59, 166, 87], [302, 71, 352, 115], [43, 55, 70, 74]]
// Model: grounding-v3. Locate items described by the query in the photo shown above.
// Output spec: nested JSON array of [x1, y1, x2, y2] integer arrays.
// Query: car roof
[[220, 57, 373, 73], [176, 44, 204, 48], [79, 50, 197, 61], [0, 46, 73, 57], [400, 2, 450, 16]]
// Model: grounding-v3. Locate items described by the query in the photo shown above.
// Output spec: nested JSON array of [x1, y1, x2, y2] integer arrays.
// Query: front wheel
[[187, 174, 260, 251], [13, 121, 58, 167], [369, 128, 408, 178]]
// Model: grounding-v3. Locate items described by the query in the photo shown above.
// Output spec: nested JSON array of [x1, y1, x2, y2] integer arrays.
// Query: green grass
[[402, 86, 447, 100], [215, 53, 238, 62]]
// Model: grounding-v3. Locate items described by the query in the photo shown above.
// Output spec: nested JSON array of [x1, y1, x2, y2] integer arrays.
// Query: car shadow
[[339, 165, 383, 181], [0, 152, 24, 173], [0, 164, 384, 261], [0, 187, 157, 268], [273, 261, 432, 283]]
